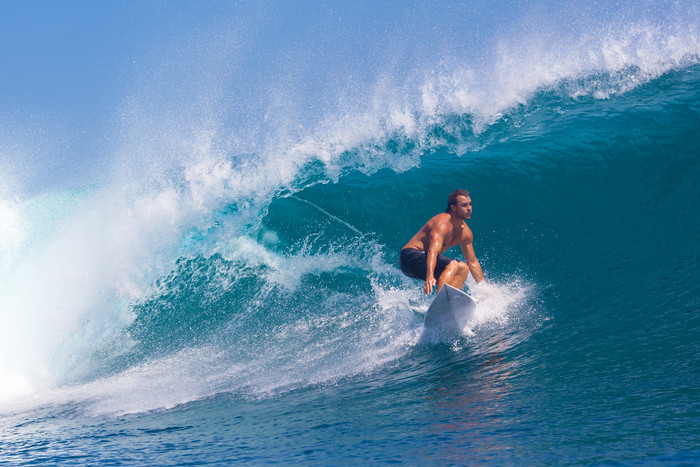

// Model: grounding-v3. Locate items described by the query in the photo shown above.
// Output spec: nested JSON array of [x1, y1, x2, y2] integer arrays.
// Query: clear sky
[[0, 0, 695, 195]]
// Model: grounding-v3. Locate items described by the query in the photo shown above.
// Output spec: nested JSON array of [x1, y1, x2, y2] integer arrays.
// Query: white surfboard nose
[[423, 284, 476, 337]]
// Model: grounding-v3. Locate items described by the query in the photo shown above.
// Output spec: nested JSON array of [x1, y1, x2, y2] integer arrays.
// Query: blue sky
[[0, 2, 500, 117], [0, 2, 215, 116]]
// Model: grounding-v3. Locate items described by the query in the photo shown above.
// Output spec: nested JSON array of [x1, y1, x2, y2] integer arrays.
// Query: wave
[[0, 14, 699, 413]]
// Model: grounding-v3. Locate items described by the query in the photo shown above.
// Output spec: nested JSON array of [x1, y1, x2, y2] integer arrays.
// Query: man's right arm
[[424, 223, 448, 294]]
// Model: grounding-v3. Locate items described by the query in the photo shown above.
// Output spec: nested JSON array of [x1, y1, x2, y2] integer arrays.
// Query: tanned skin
[[402, 195, 485, 294]]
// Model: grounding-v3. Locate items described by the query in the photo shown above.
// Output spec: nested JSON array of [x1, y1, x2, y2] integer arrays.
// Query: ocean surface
[[1, 4, 699, 465]]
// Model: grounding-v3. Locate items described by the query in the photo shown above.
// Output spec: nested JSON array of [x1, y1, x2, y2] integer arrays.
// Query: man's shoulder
[[460, 221, 474, 241], [428, 213, 452, 228], [430, 212, 452, 223]]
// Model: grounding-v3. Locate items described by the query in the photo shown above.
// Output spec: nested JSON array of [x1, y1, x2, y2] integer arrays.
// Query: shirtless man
[[400, 189, 485, 294]]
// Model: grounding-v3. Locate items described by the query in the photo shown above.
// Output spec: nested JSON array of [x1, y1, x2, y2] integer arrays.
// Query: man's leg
[[436, 260, 470, 292]]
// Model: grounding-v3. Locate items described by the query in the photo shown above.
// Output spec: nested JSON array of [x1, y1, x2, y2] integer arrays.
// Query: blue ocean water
[[1, 6, 700, 465]]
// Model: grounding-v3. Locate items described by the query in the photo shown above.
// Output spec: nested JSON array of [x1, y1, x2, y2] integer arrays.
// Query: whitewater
[[1, 2, 699, 464]]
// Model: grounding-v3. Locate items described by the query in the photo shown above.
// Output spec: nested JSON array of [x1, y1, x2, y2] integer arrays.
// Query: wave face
[[0, 3, 699, 464]]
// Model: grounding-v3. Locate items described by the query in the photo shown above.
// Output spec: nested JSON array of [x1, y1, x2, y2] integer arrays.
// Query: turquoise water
[[1, 10, 700, 465]]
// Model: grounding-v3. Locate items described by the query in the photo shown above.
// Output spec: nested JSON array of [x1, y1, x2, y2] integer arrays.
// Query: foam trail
[[290, 195, 365, 236]]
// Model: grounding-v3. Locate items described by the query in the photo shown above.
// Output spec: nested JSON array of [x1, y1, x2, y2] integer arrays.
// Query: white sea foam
[[0, 199, 24, 273], [0, 273, 420, 416], [414, 277, 533, 346]]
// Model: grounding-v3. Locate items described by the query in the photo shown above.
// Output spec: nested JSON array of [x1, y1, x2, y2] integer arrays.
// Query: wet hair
[[445, 189, 470, 213]]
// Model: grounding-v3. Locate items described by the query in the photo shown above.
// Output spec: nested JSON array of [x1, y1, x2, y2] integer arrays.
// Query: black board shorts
[[399, 248, 455, 281]]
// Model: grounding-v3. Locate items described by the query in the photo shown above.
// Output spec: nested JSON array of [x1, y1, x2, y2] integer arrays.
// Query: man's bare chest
[[445, 225, 464, 247]]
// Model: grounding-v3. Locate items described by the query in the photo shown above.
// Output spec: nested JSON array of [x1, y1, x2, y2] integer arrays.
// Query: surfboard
[[423, 284, 476, 335]]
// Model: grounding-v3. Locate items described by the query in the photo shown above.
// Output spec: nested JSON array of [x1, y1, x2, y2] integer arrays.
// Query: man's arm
[[461, 237, 485, 284], [424, 223, 449, 294]]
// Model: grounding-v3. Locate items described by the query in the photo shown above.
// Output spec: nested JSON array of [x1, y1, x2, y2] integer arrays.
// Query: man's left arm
[[461, 237, 485, 284]]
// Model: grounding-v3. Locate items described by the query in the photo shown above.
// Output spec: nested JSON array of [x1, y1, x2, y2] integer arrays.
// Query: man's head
[[445, 189, 472, 219]]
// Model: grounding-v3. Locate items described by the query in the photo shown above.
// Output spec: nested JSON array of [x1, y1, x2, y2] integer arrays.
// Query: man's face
[[452, 195, 472, 220]]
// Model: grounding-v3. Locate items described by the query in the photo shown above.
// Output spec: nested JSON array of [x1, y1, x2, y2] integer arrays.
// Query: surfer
[[400, 189, 485, 294]]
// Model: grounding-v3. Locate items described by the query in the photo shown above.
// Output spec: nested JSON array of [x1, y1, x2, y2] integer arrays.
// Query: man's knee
[[445, 260, 467, 273], [451, 260, 468, 275]]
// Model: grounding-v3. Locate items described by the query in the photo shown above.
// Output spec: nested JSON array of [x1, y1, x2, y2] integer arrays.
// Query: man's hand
[[424, 275, 437, 295]]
